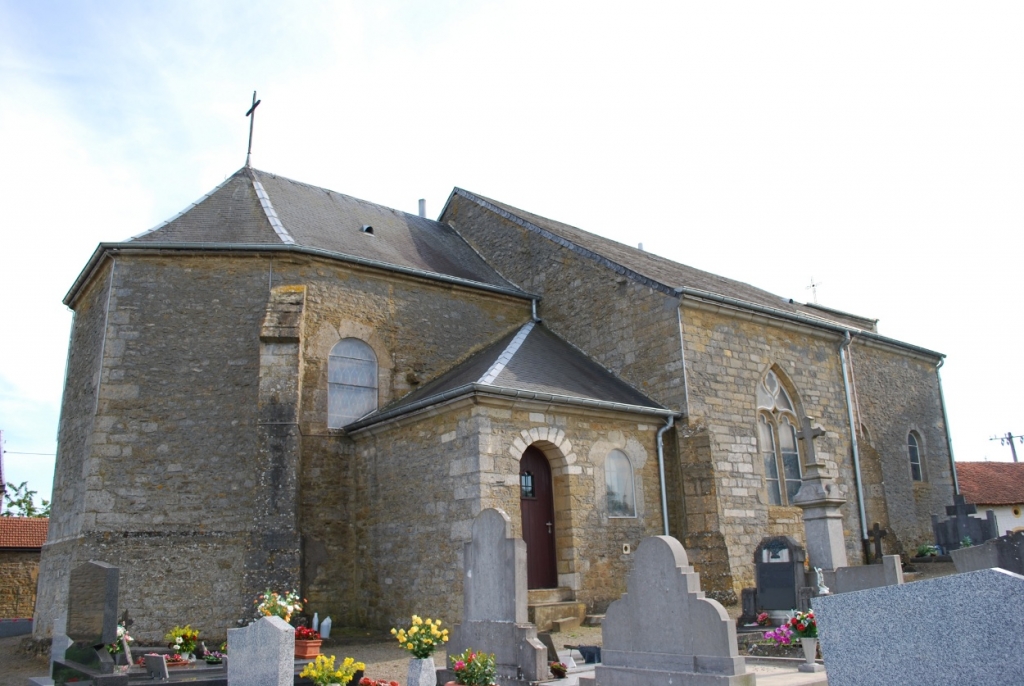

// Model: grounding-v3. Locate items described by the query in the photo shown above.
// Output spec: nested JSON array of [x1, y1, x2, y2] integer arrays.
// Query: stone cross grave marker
[[754, 536, 806, 613], [931, 494, 998, 552], [443, 508, 546, 684], [585, 536, 753, 686], [813, 567, 1024, 685], [795, 416, 826, 468], [867, 522, 888, 562], [52, 560, 126, 685], [227, 615, 295, 686]]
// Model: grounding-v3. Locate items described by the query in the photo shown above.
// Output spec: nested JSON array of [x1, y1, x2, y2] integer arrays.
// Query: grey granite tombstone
[[442, 508, 546, 685], [588, 536, 754, 686], [931, 494, 998, 551], [812, 567, 1024, 686], [53, 561, 127, 686], [227, 616, 295, 686], [832, 555, 904, 594], [144, 654, 170, 680], [951, 530, 1024, 575], [754, 536, 805, 612]]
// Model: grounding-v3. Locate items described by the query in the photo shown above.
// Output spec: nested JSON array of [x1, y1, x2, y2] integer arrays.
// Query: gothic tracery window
[[328, 338, 378, 428], [756, 370, 803, 505]]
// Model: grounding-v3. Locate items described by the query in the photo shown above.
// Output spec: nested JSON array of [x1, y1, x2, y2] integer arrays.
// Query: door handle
[[546, 521, 553, 534]]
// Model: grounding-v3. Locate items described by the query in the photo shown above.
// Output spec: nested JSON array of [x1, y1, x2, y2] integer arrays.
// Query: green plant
[[549, 661, 568, 678], [390, 615, 449, 658], [916, 543, 939, 557], [450, 648, 497, 686], [299, 655, 366, 686], [960, 536, 973, 548], [1, 481, 50, 517], [255, 589, 302, 623]]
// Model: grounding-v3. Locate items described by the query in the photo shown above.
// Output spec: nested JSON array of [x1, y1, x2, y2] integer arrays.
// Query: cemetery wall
[[850, 341, 954, 552], [345, 399, 665, 626], [680, 303, 863, 592], [0, 551, 40, 618]]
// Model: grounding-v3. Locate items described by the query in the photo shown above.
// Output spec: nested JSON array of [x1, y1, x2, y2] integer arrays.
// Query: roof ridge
[[250, 171, 295, 245], [128, 168, 247, 241], [478, 321, 535, 385]]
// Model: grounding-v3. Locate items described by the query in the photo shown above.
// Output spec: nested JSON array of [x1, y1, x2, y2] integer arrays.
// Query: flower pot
[[407, 656, 436, 686], [798, 636, 824, 673], [295, 638, 323, 659]]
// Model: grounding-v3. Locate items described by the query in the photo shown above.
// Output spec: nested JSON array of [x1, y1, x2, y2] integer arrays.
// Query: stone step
[[584, 614, 604, 627], [528, 587, 575, 604], [529, 601, 587, 632], [554, 616, 582, 632]]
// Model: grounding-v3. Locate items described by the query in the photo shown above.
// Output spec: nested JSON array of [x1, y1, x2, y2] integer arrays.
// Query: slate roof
[[348, 322, 670, 430], [957, 462, 1024, 506], [446, 189, 881, 333], [129, 167, 520, 291], [0, 517, 48, 549]]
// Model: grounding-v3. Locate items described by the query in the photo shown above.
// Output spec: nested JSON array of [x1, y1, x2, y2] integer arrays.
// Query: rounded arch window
[[908, 431, 924, 481], [605, 449, 636, 517], [328, 338, 378, 428]]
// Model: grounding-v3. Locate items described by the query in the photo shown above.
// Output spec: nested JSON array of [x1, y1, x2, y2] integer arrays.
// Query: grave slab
[[594, 536, 754, 685], [812, 567, 1024, 686], [227, 616, 295, 686], [950, 530, 1024, 575], [832, 555, 903, 594]]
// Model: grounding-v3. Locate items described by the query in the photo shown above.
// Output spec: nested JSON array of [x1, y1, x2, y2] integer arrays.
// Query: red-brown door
[[520, 446, 558, 589]]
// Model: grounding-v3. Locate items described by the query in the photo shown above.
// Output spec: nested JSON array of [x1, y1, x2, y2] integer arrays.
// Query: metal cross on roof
[[245, 90, 261, 167], [806, 277, 822, 304]]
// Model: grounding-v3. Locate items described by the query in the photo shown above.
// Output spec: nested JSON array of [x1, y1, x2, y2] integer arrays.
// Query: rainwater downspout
[[531, 298, 540, 322], [936, 358, 959, 495], [840, 332, 869, 552], [656, 415, 675, 536]]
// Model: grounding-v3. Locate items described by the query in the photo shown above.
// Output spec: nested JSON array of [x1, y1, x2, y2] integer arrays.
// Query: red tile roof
[[0, 517, 49, 549], [957, 462, 1024, 506]]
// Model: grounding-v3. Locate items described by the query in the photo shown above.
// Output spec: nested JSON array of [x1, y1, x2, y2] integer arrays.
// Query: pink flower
[[454, 661, 465, 670]]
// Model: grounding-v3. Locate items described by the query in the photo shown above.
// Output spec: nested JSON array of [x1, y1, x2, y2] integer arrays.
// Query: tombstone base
[[446, 620, 546, 683], [798, 663, 826, 673], [594, 664, 755, 686]]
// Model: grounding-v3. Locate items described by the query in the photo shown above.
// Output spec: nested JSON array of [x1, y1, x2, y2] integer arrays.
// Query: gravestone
[[144, 654, 170, 680], [442, 508, 546, 685], [813, 568, 1024, 685], [832, 555, 903, 594], [52, 561, 127, 686], [866, 523, 888, 562], [583, 536, 753, 686], [950, 530, 1024, 575], [754, 536, 806, 613], [931, 494, 998, 551], [737, 587, 759, 625], [227, 615, 295, 686]]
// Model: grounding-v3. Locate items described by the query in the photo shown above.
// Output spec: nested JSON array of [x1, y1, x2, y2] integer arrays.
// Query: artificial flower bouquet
[[299, 654, 366, 685], [549, 660, 568, 678], [787, 609, 817, 638], [296, 625, 321, 641], [164, 625, 200, 655], [390, 615, 449, 658], [256, 588, 303, 623], [358, 679, 400, 686], [107, 623, 133, 654]]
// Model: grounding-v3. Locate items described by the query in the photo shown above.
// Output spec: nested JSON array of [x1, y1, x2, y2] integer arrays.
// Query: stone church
[[35, 165, 955, 640]]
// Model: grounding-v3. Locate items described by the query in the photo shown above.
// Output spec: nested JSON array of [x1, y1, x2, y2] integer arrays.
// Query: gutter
[[64, 242, 536, 307], [656, 416, 675, 536], [840, 332, 869, 557], [346, 382, 679, 433]]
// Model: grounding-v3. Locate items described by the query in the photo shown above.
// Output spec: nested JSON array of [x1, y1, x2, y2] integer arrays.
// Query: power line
[[5, 451, 56, 456], [990, 432, 1023, 463]]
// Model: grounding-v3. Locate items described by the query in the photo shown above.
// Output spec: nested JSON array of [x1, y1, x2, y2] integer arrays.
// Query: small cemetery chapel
[[35, 163, 957, 640]]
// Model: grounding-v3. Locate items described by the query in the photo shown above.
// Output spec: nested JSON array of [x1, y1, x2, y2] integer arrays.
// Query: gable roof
[[957, 462, 1024, 506], [347, 321, 673, 431], [0, 517, 48, 549], [67, 168, 528, 306], [444, 189, 882, 333]]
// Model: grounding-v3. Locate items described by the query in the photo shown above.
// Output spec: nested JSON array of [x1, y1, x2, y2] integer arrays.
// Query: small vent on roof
[[361, 225, 374, 235]]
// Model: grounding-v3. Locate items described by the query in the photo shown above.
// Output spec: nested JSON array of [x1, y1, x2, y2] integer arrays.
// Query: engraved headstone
[[144, 654, 170, 680], [754, 536, 806, 612], [227, 616, 295, 686], [589, 536, 753, 685], [442, 508, 546, 685], [53, 561, 126, 686], [931, 494, 998, 552]]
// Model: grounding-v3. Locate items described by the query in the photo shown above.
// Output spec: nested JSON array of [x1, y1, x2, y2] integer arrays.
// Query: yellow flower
[[409, 626, 418, 635], [406, 642, 413, 650], [390, 628, 397, 635], [412, 615, 422, 625]]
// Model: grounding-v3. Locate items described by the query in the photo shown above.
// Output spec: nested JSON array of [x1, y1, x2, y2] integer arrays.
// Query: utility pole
[[990, 431, 1023, 463]]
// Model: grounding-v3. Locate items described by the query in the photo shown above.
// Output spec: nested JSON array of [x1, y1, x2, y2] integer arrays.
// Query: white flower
[[176, 637, 183, 644]]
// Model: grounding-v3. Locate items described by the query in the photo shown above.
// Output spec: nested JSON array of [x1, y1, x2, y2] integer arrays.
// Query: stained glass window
[[328, 338, 378, 428], [757, 370, 803, 505]]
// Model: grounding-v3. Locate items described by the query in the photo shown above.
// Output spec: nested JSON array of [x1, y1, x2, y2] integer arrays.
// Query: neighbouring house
[[0, 516, 48, 619], [955, 461, 1024, 536], [34, 165, 957, 641]]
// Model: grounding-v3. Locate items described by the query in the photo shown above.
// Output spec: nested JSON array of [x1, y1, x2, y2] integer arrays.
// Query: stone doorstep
[[554, 616, 582, 633], [528, 587, 575, 604], [528, 601, 587, 632], [583, 614, 604, 627]]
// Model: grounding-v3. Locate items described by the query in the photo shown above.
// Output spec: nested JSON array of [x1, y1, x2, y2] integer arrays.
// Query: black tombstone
[[931, 494, 999, 552], [754, 536, 806, 612], [53, 560, 128, 686]]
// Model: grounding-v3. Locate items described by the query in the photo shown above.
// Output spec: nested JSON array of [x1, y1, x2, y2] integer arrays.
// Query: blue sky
[[1, 1, 1023, 507]]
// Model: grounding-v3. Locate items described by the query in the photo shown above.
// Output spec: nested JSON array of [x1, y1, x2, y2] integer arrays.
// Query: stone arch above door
[[509, 427, 579, 476]]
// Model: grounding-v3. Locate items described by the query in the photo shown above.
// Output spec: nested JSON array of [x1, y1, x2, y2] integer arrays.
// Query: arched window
[[605, 449, 636, 517], [756, 370, 803, 505], [328, 338, 377, 428], [908, 432, 923, 481]]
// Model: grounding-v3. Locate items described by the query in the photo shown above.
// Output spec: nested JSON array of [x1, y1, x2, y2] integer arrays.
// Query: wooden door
[[520, 446, 558, 589]]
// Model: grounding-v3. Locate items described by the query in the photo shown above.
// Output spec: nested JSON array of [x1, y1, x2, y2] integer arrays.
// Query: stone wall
[[849, 340, 954, 553], [347, 398, 666, 626], [0, 551, 40, 618]]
